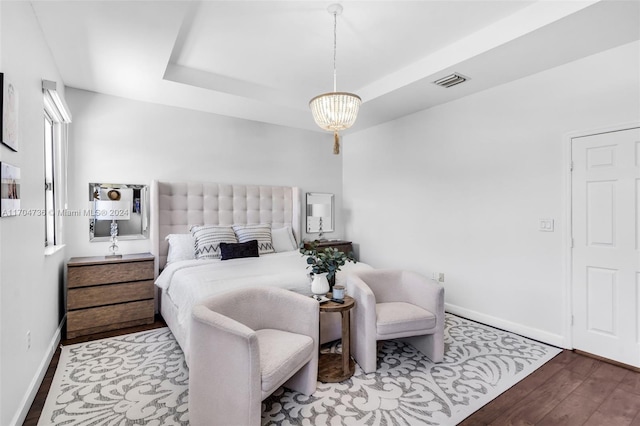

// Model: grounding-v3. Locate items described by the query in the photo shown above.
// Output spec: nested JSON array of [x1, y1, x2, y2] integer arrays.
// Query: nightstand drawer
[[304, 240, 354, 256], [68, 260, 154, 288], [325, 242, 353, 254], [67, 299, 154, 337], [68, 280, 154, 310]]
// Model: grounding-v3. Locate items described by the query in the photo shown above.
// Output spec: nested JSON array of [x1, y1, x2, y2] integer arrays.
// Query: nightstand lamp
[[94, 199, 130, 258], [310, 203, 331, 240]]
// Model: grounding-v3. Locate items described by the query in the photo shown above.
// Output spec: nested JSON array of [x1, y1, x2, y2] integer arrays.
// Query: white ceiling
[[32, 0, 640, 133]]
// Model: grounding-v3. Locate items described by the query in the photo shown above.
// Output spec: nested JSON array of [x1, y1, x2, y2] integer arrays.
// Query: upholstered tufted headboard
[[150, 180, 301, 275]]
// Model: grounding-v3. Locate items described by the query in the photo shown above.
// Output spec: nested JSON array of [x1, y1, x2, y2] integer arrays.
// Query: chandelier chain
[[333, 10, 337, 92]]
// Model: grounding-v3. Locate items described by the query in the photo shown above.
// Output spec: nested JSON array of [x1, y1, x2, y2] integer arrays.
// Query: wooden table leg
[[317, 297, 355, 383], [342, 310, 350, 375]]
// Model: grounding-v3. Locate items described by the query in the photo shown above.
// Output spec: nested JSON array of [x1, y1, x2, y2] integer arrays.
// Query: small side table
[[318, 295, 356, 382]]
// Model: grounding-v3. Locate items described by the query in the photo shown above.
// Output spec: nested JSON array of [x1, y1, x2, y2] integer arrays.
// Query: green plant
[[300, 241, 356, 289]]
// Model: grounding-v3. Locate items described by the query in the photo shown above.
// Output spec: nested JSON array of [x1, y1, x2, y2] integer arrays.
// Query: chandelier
[[309, 4, 361, 155]]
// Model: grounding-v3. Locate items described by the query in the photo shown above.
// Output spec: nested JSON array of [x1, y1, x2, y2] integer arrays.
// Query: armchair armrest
[[347, 274, 376, 305], [189, 304, 262, 424], [255, 290, 319, 339], [349, 269, 403, 303], [346, 274, 378, 340], [398, 271, 444, 319]]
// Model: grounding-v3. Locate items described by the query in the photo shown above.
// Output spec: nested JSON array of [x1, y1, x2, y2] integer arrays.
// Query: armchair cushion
[[256, 329, 314, 395], [376, 302, 436, 336]]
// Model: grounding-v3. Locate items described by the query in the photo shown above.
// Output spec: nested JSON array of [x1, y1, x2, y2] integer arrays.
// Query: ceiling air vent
[[433, 73, 469, 88]]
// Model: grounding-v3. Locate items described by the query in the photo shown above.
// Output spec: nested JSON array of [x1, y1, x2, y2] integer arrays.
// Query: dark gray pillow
[[219, 240, 259, 260]]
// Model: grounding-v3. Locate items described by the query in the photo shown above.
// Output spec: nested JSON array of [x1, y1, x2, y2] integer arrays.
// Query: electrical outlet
[[432, 272, 445, 283], [539, 218, 554, 232], [26, 330, 31, 350]]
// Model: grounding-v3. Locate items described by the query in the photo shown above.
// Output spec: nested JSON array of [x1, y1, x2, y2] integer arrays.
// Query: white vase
[[311, 273, 330, 297]]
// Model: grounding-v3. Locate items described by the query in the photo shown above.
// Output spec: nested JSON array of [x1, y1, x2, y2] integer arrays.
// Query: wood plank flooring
[[24, 318, 640, 425], [460, 350, 640, 425]]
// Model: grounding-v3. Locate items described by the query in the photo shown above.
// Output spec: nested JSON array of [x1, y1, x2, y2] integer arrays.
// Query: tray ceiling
[[32, 0, 640, 133]]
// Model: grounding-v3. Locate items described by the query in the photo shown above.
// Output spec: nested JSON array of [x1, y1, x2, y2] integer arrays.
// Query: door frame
[[562, 121, 640, 350]]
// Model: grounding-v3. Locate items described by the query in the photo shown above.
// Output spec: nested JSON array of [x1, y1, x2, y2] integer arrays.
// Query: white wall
[[0, 3, 68, 425], [65, 88, 343, 258], [343, 41, 640, 346], [0, 0, 4, 420]]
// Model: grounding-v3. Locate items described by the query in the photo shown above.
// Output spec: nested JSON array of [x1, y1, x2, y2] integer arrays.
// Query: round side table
[[318, 295, 356, 382]]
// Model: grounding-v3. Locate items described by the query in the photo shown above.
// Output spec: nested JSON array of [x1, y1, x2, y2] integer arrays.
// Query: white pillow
[[165, 233, 195, 264], [232, 224, 274, 255], [271, 226, 298, 252], [191, 225, 238, 260]]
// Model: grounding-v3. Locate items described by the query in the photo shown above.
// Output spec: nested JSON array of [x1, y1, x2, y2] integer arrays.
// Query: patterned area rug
[[38, 314, 561, 425]]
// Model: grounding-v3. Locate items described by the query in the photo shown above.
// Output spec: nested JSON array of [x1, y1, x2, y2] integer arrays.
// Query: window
[[42, 80, 72, 250], [44, 111, 55, 246]]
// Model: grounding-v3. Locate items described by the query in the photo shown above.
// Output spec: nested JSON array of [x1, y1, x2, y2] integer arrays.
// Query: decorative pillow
[[165, 233, 196, 264], [219, 240, 259, 260], [271, 226, 298, 252], [232, 224, 275, 255], [190, 225, 238, 260]]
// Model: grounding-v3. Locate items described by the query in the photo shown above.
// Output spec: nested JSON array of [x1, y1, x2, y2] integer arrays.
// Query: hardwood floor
[[460, 350, 640, 425], [24, 318, 640, 425]]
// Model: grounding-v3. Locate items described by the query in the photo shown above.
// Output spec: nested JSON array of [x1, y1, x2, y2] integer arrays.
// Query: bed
[[150, 180, 371, 365]]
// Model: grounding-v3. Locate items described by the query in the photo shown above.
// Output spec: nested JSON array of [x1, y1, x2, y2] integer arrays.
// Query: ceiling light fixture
[[309, 3, 361, 155]]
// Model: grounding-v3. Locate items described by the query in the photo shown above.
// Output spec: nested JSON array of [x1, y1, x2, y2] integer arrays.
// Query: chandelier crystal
[[310, 4, 361, 155]]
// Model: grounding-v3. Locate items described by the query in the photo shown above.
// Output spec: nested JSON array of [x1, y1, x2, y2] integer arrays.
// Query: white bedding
[[155, 250, 372, 362], [157, 251, 313, 329]]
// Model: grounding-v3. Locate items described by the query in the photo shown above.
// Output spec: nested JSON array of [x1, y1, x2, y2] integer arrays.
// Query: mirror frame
[[89, 183, 150, 241], [306, 192, 334, 234]]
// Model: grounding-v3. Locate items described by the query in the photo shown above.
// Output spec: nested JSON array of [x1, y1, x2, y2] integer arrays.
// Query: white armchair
[[347, 269, 445, 373], [188, 286, 319, 426]]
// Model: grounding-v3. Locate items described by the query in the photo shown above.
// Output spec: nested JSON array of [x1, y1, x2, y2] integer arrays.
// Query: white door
[[572, 127, 640, 367]]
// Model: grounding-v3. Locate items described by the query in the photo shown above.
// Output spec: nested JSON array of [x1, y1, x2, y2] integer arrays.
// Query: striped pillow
[[232, 224, 274, 255], [190, 225, 238, 260]]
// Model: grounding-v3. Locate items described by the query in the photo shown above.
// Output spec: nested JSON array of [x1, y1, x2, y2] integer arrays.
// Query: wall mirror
[[89, 183, 149, 241], [306, 192, 334, 238]]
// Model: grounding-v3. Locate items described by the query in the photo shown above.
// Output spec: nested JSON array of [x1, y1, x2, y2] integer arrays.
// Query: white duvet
[[155, 250, 372, 335]]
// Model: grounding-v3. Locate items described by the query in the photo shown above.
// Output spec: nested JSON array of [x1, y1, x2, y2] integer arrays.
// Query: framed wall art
[[0, 162, 20, 217], [1, 73, 19, 152]]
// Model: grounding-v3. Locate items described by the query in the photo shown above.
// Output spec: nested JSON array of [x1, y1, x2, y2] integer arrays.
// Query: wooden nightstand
[[304, 240, 354, 256], [66, 253, 155, 339]]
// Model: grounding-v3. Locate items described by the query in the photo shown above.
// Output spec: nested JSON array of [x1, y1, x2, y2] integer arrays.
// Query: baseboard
[[10, 316, 65, 426], [575, 349, 640, 372], [445, 303, 566, 348]]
